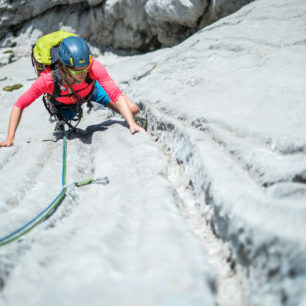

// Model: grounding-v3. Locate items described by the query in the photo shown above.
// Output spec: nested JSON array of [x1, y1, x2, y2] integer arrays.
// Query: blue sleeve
[[91, 81, 111, 107]]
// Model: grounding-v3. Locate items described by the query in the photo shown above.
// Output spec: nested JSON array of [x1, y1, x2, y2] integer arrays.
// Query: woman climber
[[0, 33, 146, 147]]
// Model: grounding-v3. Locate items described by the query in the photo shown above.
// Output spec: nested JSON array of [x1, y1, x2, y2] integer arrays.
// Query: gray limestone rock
[[0, 0, 253, 52], [144, 0, 208, 27]]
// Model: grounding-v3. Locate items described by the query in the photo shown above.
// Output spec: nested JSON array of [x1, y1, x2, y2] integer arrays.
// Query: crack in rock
[[140, 102, 306, 306]]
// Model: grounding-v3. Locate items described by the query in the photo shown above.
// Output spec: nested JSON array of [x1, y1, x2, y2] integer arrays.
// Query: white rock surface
[[0, 49, 14, 66], [0, 0, 306, 305], [0, 59, 217, 306], [102, 0, 306, 304], [145, 0, 208, 27], [0, 0, 253, 52]]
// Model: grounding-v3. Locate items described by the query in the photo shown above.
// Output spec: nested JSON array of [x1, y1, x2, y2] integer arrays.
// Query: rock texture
[[1, 0, 306, 305], [106, 0, 306, 305], [0, 0, 253, 53]]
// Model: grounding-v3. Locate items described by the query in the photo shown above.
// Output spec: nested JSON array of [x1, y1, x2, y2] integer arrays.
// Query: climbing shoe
[[54, 122, 65, 131], [135, 116, 147, 131]]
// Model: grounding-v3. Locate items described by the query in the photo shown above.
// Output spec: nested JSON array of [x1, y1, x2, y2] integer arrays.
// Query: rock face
[[0, 0, 253, 53], [105, 0, 306, 305], [0, 0, 306, 305]]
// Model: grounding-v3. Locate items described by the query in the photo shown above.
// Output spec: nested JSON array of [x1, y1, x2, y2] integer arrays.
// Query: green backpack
[[31, 30, 76, 76]]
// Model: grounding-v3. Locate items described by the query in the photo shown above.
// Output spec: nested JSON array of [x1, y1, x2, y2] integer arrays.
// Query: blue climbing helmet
[[58, 36, 92, 67]]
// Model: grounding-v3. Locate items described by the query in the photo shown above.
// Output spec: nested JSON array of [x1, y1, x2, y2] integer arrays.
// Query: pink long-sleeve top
[[14, 58, 123, 110]]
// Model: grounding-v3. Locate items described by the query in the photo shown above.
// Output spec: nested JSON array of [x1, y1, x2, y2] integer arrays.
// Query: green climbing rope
[[0, 134, 108, 247]]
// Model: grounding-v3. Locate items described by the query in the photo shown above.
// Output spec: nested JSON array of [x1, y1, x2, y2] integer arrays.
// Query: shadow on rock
[[42, 119, 128, 144]]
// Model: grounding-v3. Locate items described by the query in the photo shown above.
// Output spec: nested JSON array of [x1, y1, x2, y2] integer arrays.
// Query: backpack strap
[[51, 64, 62, 98]]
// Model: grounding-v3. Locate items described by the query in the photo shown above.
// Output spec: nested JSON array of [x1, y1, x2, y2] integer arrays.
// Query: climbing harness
[[0, 131, 109, 247], [42, 71, 96, 131]]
